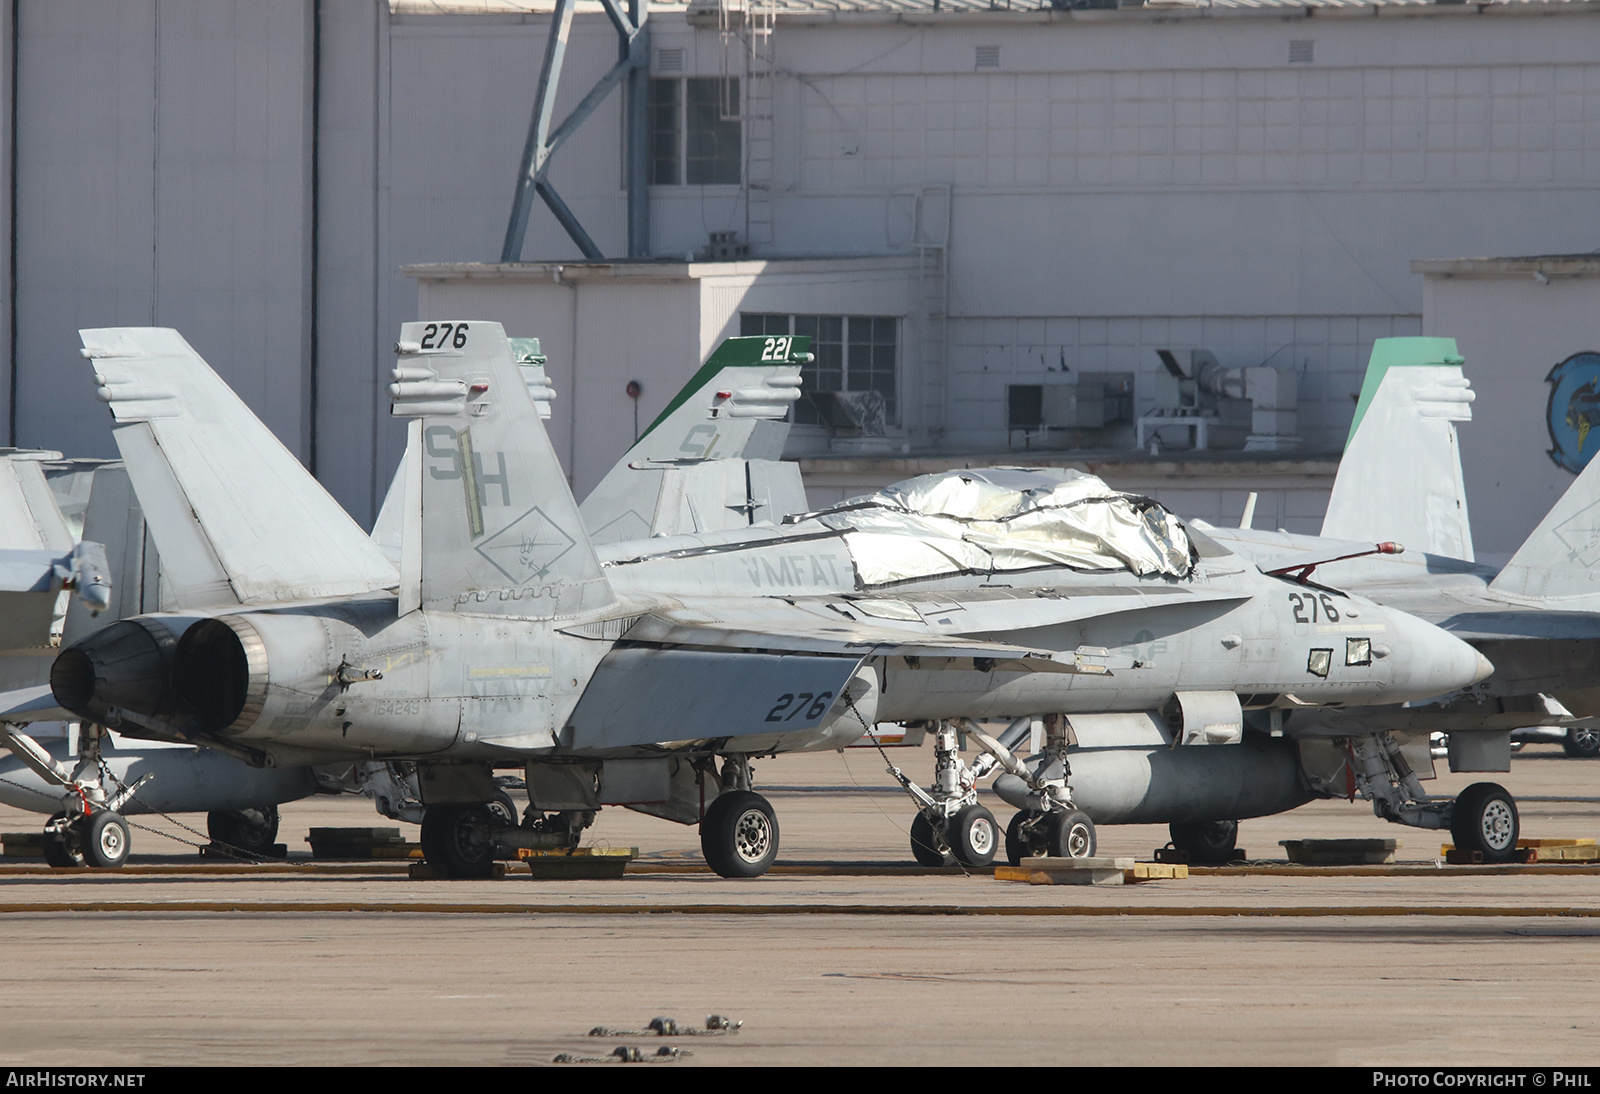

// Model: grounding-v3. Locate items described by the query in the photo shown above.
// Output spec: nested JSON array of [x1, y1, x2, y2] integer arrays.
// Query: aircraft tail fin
[[62, 465, 158, 646], [389, 321, 615, 618], [1321, 337, 1475, 560], [80, 328, 398, 608], [0, 453, 73, 552], [372, 336, 562, 568], [1489, 448, 1600, 599], [580, 335, 810, 545]]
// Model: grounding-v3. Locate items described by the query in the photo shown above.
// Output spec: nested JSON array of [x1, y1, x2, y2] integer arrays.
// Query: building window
[[741, 313, 898, 425], [648, 77, 741, 186]]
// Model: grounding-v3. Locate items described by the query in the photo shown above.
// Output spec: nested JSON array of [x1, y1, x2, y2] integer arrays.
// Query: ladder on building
[[913, 186, 952, 444], [720, 0, 776, 250]]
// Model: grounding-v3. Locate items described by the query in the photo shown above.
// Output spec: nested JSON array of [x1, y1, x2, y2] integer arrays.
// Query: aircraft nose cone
[[1385, 609, 1493, 700]]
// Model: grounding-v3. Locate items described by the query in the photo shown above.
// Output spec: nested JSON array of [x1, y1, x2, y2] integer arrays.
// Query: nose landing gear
[[884, 717, 1086, 869], [42, 809, 131, 868], [4, 723, 147, 869]]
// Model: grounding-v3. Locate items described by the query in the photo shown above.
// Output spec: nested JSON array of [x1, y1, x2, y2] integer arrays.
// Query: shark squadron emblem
[[1546, 351, 1600, 475]]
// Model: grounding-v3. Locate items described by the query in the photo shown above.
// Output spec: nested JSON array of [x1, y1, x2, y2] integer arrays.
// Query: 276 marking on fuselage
[[765, 691, 835, 723]]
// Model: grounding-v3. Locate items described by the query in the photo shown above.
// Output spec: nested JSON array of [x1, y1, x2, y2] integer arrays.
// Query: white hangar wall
[[410, 257, 928, 493], [1, 0, 1597, 532], [644, 9, 1600, 456], [1419, 258, 1600, 559]]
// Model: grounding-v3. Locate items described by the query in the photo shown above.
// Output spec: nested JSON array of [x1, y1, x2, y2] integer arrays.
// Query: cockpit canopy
[[802, 467, 1198, 585]]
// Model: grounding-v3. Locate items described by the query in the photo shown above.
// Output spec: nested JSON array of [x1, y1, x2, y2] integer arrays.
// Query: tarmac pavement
[[0, 744, 1593, 1066]]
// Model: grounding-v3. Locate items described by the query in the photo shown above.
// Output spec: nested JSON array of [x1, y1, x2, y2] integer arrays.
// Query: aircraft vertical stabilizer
[[1321, 337, 1476, 561], [1489, 446, 1600, 600], [580, 335, 811, 545], [389, 321, 616, 618], [80, 328, 399, 607]]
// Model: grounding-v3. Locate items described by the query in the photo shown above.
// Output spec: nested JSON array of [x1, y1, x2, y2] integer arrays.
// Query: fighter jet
[[0, 457, 326, 865], [1166, 337, 1600, 861], [571, 334, 1568, 867], [47, 324, 1491, 879]]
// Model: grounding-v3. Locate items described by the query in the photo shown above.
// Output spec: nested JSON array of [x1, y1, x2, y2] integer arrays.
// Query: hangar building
[[1, 0, 1596, 552]]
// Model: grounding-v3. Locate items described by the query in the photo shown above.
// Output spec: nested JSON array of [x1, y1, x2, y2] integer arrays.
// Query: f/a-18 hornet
[[48, 324, 1490, 877]]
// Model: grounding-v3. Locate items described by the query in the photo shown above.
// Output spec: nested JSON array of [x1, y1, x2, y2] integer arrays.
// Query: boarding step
[[307, 826, 419, 860], [1, 832, 42, 858], [995, 856, 1188, 886], [1280, 838, 1397, 866], [518, 846, 637, 879]]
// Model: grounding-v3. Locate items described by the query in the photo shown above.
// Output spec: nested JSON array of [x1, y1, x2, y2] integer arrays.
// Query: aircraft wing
[[565, 604, 1080, 752], [81, 328, 398, 607], [613, 607, 1079, 671], [835, 585, 1249, 636], [1416, 609, 1600, 642], [0, 684, 77, 724]]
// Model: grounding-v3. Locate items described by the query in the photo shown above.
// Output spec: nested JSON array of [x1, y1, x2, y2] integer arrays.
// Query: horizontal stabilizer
[[0, 683, 75, 724], [80, 329, 398, 607]]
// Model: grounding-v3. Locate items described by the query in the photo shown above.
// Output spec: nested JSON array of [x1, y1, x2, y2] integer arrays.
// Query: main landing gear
[[419, 798, 599, 879], [697, 756, 780, 879], [3, 723, 148, 869], [1563, 725, 1600, 758], [700, 790, 779, 878], [1342, 731, 1521, 863], [417, 755, 784, 880], [1166, 819, 1240, 866], [884, 717, 1096, 868]]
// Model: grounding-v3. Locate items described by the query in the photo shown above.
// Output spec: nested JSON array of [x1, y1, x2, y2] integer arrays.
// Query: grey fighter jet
[[48, 324, 1490, 878], [574, 334, 1561, 867], [1172, 337, 1600, 862]]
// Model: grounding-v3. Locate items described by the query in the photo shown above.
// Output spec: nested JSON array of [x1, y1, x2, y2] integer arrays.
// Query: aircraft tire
[[909, 812, 946, 867], [1168, 819, 1238, 865], [207, 806, 280, 854], [1048, 809, 1097, 859], [948, 804, 998, 867], [1004, 810, 1035, 866], [41, 813, 83, 869], [1450, 782, 1519, 863], [1562, 726, 1600, 758], [700, 790, 779, 878], [486, 791, 519, 826], [84, 812, 130, 869], [420, 802, 499, 879]]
